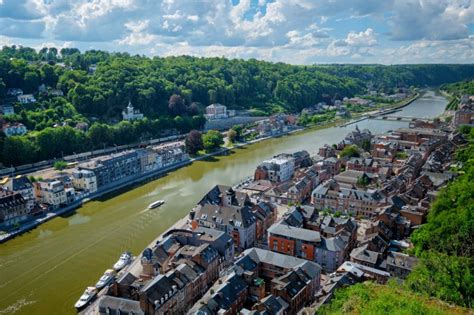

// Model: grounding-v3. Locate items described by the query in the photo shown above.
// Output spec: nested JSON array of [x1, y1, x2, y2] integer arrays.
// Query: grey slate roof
[[268, 222, 321, 243], [350, 245, 379, 265]]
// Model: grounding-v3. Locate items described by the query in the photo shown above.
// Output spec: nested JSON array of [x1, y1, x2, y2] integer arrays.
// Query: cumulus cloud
[[388, 0, 472, 40], [0, 0, 472, 63]]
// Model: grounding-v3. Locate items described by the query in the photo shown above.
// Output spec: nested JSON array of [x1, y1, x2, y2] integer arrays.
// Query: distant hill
[[1, 46, 474, 119]]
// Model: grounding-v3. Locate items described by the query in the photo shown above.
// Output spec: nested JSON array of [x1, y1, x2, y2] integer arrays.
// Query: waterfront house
[[0, 189, 28, 227], [108, 231, 229, 315], [318, 144, 336, 159], [198, 185, 251, 208], [78, 150, 141, 190], [149, 141, 189, 168], [205, 103, 230, 120], [34, 179, 67, 209], [254, 155, 295, 183], [2, 176, 35, 211], [72, 169, 97, 194]]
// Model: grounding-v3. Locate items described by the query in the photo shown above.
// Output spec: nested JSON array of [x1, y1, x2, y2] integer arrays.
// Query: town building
[[267, 208, 356, 273], [33, 179, 67, 209], [0, 104, 14, 115], [190, 248, 321, 315], [122, 101, 144, 121], [254, 155, 295, 183], [453, 104, 474, 127], [0, 189, 28, 227], [311, 179, 384, 217], [2, 122, 27, 137], [205, 103, 234, 120], [191, 203, 257, 250], [251, 201, 277, 242], [17, 94, 36, 104], [2, 176, 35, 211], [386, 251, 418, 279], [72, 169, 98, 194], [149, 141, 189, 169], [6, 88, 23, 96], [104, 228, 230, 315], [78, 151, 141, 189]]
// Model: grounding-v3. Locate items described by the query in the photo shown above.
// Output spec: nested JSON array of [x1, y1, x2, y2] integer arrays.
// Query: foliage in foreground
[[317, 282, 469, 315]]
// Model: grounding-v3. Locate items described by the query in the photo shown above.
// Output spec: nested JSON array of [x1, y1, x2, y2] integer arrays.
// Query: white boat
[[148, 200, 165, 209], [113, 251, 132, 271], [74, 287, 97, 310], [95, 269, 116, 290]]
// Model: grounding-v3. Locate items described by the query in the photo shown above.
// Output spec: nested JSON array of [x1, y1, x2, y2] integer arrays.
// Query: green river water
[[0, 90, 447, 314]]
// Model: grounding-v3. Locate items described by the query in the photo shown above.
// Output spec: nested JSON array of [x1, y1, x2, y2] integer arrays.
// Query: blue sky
[[0, 0, 473, 64]]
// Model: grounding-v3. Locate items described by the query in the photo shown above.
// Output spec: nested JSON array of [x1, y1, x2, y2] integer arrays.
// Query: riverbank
[[0, 125, 308, 244], [0, 159, 192, 243], [339, 92, 420, 127]]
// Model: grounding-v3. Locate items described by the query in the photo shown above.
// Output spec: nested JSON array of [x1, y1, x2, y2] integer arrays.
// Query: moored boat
[[95, 269, 116, 290], [74, 287, 97, 311], [113, 251, 132, 271]]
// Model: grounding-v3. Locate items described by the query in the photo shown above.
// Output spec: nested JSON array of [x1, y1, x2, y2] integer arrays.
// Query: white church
[[122, 101, 144, 121]]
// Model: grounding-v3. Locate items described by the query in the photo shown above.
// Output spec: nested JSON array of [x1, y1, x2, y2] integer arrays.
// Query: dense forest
[[1, 45, 474, 166]]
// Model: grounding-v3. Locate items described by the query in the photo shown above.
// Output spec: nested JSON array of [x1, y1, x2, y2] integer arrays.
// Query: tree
[[202, 130, 224, 152], [187, 102, 200, 116], [88, 123, 114, 148], [185, 130, 203, 155], [231, 125, 243, 139], [2, 136, 37, 166], [168, 94, 186, 116], [340, 145, 360, 158], [357, 176, 369, 187], [227, 129, 237, 143], [361, 139, 371, 151], [54, 160, 68, 170]]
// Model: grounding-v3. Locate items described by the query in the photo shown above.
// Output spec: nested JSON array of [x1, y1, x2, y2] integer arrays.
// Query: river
[[0, 90, 447, 315]]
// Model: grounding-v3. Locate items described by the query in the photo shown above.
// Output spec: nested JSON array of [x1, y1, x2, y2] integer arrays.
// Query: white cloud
[[0, 0, 472, 63], [345, 28, 377, 46]]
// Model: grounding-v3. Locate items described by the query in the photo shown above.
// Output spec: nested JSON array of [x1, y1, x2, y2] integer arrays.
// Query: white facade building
[[122, 101, 144, 121], [205, 103, 228, 120], [72, 169, 98, 194], [17, 94, 36, 104], [261, 156, 295, 182], [34, 180, 67, 209]]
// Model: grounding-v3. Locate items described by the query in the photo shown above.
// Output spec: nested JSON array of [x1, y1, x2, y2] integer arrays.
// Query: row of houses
[[0, 143, 189, 228]]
